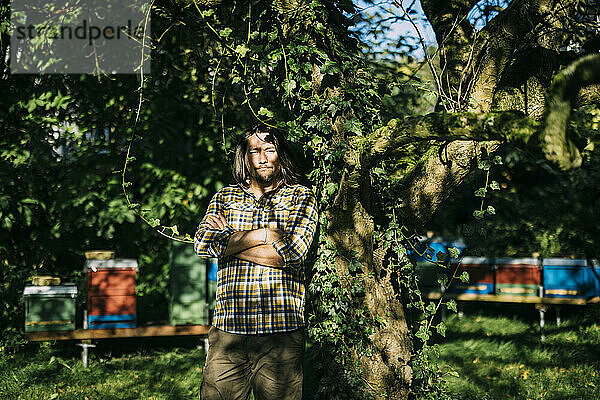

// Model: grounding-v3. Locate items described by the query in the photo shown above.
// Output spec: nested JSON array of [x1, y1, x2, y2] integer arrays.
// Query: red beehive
[[449, 257, 494, 294], [85, 259, 138, 328], [495, 258, 541, 297]]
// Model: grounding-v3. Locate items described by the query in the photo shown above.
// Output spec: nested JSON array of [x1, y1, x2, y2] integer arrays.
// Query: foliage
[[429, 107, 600, 259]]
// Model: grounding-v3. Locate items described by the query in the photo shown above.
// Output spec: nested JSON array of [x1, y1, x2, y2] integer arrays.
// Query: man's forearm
[[223, 228, 280, 257], [233, 244, 284, 268]]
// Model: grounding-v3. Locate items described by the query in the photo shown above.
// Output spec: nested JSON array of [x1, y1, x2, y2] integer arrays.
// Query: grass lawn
[[0, 337, 206, 400], [435, 303, 600, 400], [1, 304, 599, 399]]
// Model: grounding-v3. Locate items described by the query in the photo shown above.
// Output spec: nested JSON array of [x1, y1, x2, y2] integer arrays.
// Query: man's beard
[[254, 168, 279, 184]]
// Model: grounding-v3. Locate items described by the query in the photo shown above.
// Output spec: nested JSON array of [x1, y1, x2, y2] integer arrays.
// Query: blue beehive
[[407, 241, 450, 293], [543, 258, 599, 298]]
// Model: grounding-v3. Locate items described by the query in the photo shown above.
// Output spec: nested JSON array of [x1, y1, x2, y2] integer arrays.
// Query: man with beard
[[194, 124, 318, 400]]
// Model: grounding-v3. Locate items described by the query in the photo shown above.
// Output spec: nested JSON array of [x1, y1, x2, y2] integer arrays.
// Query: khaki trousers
[[201, 326, 304, 400]]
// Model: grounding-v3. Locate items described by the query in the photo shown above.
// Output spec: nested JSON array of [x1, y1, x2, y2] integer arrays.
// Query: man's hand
[[206, 213, 228, 231]]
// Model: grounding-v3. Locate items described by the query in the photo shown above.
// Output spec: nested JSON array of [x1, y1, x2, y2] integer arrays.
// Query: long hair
[[232, 124, 301, 186]]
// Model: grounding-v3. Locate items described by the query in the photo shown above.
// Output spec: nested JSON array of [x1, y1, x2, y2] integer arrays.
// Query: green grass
[[2, 305, 599, 400], [0, 337, 206, 400], [435, 303, 600, 400]]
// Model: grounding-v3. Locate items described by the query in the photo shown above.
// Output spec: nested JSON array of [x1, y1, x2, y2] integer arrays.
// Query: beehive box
[[408, 242, 450, 293], [169, 242, 217, 325], [85, 259, 137, 329], [23, 285, 77, 332], [543, 258, 598, 298], [495, 258, 541, 297], [448, 257, 494, 294]]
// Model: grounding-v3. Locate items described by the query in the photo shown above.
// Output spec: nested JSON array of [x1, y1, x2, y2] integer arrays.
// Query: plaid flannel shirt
[[194, 183, 318, 334]]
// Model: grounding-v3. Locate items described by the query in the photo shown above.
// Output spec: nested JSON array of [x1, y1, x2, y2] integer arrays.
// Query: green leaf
[[489, 180, 500, 190], [447, 247, 460, 259], [257, 107, 273, 117], [486, 205, 496, 215], [436, 322, 447, 337], [325, 182, 337, 196], [170, 225, 179, 236], [284, 79, 296, 94], [235, 44, 250, 57], [474, 188, 487, 197], [200, 9, 214, 17], [437, 274, 449, 287], [320, 61, 340, 75], [446, 299, 457, 313], [219, 28, 232, 38], [426, 302, 436, 314], [493, 155, 503, 165], [473, 210, 485, 220], [478, 160, 491, 170], [372, 167, 385, 177], [460, 271, 470, 283], [415, 325, 430, 342], [343, 119, 362, 135]]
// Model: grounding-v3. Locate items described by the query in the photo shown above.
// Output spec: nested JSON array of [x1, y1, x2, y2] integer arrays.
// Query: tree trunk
[[325, 164, 412, 399]]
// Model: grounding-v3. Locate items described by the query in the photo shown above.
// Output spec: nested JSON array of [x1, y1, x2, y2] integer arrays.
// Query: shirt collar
[[238, 180, 287, 199]]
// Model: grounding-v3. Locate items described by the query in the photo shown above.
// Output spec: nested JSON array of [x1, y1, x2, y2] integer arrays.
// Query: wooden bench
[[426, 293, 600, 340], [25, 324, 210, 367]]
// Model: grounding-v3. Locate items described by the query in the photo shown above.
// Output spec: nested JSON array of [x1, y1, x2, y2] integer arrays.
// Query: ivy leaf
[[325, 182, 337, 196], [473, 210, 485, 220], [343, 119, 362, 135], [232, 76, 241, 84], [258, 107, 273, 118], [219, 28, 232, 38], [320, 61, 340, 75], [170, 225, 179, 236], [415, 325, 430, 342], [460, 271, 470, 283], [447, 247, 460, 259], [150, 219, 161, 228], [486, 205, 496, 215], [235, 44, 250, 57], [436, 322, 447, 337], [474, 188, 487, 197], [284, 79, 296, 94], [489, 180, 500, 190], [446, 299, 457, 313], [426, 302, 436, 314], [437, 274, 449, 287], [493, 155, 503, 165], [478, 160, 491, 170], [327, 103, 339, 116], [200, 9, 214, 17]]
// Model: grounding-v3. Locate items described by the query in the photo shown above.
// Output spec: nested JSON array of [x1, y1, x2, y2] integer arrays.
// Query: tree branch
[[540, 53, 600, 170], [355, 110, 538, 168]]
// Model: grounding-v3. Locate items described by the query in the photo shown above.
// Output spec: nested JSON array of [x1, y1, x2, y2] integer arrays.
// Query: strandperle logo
[[14, 20, 146, 47], [10, 0, 151, 74]]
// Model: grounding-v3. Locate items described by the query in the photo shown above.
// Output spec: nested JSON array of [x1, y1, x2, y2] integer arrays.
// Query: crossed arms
[[204, 213, 285, 267], [194, 188, 318, 269]]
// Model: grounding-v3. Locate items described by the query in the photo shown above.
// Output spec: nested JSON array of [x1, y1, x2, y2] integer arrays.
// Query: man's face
[[246, 132, 281, 184]]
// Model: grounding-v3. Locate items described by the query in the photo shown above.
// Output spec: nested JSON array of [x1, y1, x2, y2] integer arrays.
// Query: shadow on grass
[[436, 304, 600, 400], [5, 336, 207, 400]]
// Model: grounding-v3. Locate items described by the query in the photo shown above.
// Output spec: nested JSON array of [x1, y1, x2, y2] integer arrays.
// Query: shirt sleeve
[[271, 187, 318, 268], [194, 190, 235, 259]]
